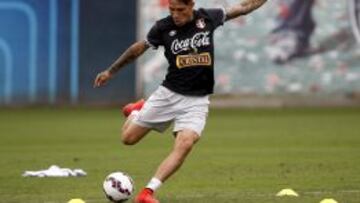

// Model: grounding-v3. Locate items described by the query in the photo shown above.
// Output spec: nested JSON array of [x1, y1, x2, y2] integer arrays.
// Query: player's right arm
[[94, 40, 150, 87]]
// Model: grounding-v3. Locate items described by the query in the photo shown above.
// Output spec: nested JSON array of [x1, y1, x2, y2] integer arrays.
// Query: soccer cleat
[[134, 188, 159, 203], [122, 99, 145, 117]]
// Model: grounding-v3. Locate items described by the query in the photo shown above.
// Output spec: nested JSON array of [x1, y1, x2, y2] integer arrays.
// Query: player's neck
[[189, 10, 195, 22], [181, 11, 195, 27], [189, 11, 194, 22]]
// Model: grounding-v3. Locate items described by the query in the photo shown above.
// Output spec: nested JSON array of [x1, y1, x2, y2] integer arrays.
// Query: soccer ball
[[103, 172, 134, 202]]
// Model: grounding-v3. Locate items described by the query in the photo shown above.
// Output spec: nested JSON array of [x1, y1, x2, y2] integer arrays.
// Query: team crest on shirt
[[169, 30, 177, 37], [196, 18, 206, 29]]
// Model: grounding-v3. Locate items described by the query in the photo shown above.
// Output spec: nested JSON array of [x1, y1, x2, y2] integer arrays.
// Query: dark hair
[[176, 0, 193, 5]]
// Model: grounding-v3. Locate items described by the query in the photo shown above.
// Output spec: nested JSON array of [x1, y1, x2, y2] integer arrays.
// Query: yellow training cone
[[276, 188, 299, 197], [68, 198, 86, 203], [320, 198, 338, 203]]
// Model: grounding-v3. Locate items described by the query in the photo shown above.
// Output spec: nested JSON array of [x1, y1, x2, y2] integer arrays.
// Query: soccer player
[[94, 0, 267, 202]]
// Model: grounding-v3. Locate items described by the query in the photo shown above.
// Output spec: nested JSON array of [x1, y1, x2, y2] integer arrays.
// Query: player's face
[[169, 0, 194, 27]]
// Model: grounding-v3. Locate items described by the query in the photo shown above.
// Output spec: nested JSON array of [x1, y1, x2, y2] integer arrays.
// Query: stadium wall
[[1, 0, 359, 107], [0, 0, 137, 106]]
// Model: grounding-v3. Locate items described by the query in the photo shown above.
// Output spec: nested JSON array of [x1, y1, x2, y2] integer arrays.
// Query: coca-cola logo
[[171, 31, 210, 54]]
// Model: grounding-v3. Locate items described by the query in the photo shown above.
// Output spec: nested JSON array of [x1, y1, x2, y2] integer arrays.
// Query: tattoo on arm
[[226, 0, 267, 21], [107, 40, 150, 75]]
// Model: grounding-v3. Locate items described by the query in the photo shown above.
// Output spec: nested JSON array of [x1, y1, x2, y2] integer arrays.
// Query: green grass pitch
[[0, 107, 359, 203]]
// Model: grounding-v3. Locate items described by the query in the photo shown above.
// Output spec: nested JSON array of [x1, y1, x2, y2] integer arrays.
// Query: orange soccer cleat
[[122, 99, 145, 117], [134, 188, 159, 203]]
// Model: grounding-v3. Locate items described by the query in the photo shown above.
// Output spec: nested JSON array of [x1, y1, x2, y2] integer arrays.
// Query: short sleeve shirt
[[146, 8, 226, 96]]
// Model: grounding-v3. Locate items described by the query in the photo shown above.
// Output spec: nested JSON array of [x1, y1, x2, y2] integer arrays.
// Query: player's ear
[[190, 1, 195, 8]]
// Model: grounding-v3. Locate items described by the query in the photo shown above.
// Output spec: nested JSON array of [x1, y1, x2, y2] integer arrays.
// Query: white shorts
[[132, 86, 209, 136]]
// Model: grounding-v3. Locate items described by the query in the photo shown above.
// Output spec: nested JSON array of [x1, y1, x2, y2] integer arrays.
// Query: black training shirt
[[146, 8, 226, 96]]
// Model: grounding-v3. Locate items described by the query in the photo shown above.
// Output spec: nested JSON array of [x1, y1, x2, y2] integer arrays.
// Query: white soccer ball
[[103, 172, 134, 202]]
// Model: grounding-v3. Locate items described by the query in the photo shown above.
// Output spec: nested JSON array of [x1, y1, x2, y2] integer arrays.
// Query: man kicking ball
[[94, 0, 267, 202]]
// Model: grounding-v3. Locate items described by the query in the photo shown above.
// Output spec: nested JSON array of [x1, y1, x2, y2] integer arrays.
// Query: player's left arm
[[225, 0, 267, 21]]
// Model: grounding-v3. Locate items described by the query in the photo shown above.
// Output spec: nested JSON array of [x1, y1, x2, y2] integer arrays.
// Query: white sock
[[130, 110, 140, 117], [146, 177, 162, 191]]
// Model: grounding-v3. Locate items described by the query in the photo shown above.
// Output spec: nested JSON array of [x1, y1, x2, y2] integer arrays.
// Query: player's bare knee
[[176, 135, 196, 152], [121, 130, 137, 145], [121, 137, 137, 146]]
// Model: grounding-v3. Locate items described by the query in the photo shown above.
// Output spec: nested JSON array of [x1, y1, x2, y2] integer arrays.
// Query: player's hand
[[94, 70, 112, 88]]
